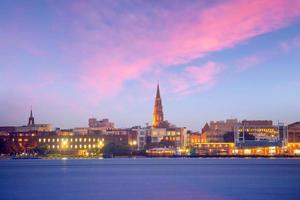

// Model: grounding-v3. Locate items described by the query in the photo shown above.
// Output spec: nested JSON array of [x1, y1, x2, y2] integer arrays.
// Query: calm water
[[0, 158, 300, 200]]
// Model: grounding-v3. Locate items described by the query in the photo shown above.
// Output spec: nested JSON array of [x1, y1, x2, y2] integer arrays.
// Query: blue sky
[[0, 0, 299, 131]]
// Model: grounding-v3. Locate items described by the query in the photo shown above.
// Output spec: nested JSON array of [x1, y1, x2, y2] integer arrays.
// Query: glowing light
[[244, 149, 251, 155], [294, 149, 300, 155]]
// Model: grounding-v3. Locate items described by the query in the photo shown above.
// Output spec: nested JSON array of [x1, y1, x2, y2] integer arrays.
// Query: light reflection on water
[[0, 158, 300, 200]]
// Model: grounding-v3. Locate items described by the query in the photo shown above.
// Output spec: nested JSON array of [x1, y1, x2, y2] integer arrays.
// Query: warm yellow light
[[244, 149, 251, 155], [294, 149, 300, 155]]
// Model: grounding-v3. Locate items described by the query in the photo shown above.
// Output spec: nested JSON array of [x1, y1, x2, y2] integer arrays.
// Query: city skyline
[[1, 0, 300, 131]]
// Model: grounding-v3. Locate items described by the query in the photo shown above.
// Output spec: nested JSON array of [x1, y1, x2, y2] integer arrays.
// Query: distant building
[[132, 127, 150, 150], [149, 127, 187, 148], [236, 120, 283, 142], [15, 109, 53, 132], [288, 122, 300, 143], [186, 132, 202, 147], [88, 118, 114, 129], [201, 119, 239, 143]]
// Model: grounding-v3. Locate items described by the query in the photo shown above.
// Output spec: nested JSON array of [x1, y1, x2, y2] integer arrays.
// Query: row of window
[[239, 128, 277, 133], [49, 144, 102, 149], [198, 144, 233, 148], [39, 138, 104, 143], [17, 133, 36, 137]]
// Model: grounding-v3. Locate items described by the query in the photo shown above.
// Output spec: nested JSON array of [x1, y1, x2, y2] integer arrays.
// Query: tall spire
[[28, 106, 35, 126], [156, 81, 161, 99], [152, 82, 164, 127]]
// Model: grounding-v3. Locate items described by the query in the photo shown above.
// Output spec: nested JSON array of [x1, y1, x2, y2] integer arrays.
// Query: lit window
[[75, 145, 78, 149], [70, 138, 73, 142], [79, 138, 82, 142], [79, 145, 82, 148], [57, 145, 60, 149], [70, 145, 73, 149], [75, 138, 78, 142], [43, 138, 46, 142], [88, 144, 91, 148], [93, 138, 95, 142], [88, 138, 91, 142], [52, 138, 55, 142], [39, 139, 41, 142], [52, 145, 55, 149], [48, 138, 51, 142], [84, 138, 87, 142], [57, 138, 59, 142], [84, 145, 87, 149], [93, 144, 96, 148]]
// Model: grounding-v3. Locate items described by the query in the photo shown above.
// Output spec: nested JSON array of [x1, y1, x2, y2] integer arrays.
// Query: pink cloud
[[64, 0, 300, 100], [168, 62, 222, 95], [280, 36, 300, 52], [236, 55, 264, 71]]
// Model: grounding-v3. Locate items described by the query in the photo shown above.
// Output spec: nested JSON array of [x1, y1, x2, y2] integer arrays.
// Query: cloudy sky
[[0, 0, 300, 131]]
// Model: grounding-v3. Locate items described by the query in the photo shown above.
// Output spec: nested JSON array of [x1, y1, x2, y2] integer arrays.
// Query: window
[[38, 139, 41, 142]]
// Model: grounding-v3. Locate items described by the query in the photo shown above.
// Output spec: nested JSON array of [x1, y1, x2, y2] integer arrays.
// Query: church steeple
[[28, 106, 35, 126], [152, 82, 164, 127], [156, 82, 161, 99]]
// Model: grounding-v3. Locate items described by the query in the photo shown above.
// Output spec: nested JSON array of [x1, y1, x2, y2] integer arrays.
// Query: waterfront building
[[235, 120, 284, 142], [146, 147, 176, 157], [132, 127, 150, 150], [287, 122, 300, 155], [149, 127, 187, 148], [194, 143, 235, 156], [186, 132, 202, 147], [38, 133, 105, 156], [201, 119, 239, 143], [288, 122, 300, 143]]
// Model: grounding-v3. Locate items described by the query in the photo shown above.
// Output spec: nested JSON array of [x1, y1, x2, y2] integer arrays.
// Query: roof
[[237, 140, 283, 148]]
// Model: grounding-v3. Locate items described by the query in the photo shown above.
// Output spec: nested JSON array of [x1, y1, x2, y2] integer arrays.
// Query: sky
[[0, 0, 300, 131]]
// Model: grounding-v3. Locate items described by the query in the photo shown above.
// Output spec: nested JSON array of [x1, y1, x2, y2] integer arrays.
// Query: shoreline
[[1, 155, 300, 160]]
